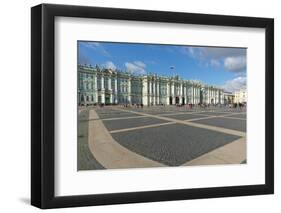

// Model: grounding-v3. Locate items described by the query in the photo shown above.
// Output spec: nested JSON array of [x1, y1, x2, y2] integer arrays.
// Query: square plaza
[[78, 105, 246, 170]]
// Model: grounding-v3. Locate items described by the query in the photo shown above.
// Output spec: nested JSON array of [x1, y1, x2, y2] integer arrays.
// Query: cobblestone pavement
[[78, 105, 246, 170], [77, 109, 104, 170]]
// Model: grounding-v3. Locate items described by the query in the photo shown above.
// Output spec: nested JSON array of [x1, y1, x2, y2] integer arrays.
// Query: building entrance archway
[[105, 94, 110, 105], [175, 96, 179, 104]]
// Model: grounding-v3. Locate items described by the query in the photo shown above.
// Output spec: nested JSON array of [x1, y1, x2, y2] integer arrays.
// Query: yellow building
[[234, 88, 247, 104]]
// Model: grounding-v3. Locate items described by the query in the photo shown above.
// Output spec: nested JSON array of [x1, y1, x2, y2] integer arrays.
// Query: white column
[[153, 80, 155, 105], [193, 86, 195, 104], [156, 80, 160, 105], [142, 77, 148, 106], [83, 95, 86, 105], [204, 88, 206, 104], [195, 87, 197, 104], [186, 85, 189, 104], [114, 77, 118, 104], [196, 87, 199, 104], [216, 90, 218, 103], [182, 89, 184, 104], [94, 75, 98, 103], [199, 88, 201, 104], [171, 82, 175, 104], [149, 80, 152, 105], [195, 86, 197, 104], [209, 88, 211, 104], [194, 87, 196, 104], [216, 89, 219, 104], [108, 77, 112, 104], [108, 77, 111, 90], [101, 75, 104, 90], [179, 83, 182, 104], [198, 88, 200, 104], [185, 85, 188, 104], [151, 80, 154, 105], [214, 89, 216, 103], [210, 88, 212, 104], [128, 78, 131, 104], [166, 82, 170, 105], [181, 84, 183, 104], [101, 75, 105, 104], [184, 84, 187, 105], [207, 88, 209, 104], [191, 86, 194, 104]]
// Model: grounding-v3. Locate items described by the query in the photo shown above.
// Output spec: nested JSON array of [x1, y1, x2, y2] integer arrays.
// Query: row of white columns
[[147, 80, 162, 105], [81, 75, 119, 104], [147, 80, 203, 105], [80, 73, 223, 106], [204, 88, 221, 104]]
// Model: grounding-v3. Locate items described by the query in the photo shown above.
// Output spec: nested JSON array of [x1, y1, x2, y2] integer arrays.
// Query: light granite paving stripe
[[203, 110, 246, 114], [184, 112, 246, 122], [185, 115, 217, 122], [181, 137, 246, 166], [87, 109, 165, 169], [101, 115, 148, 121], [109, 122, 176, 134], [221, 116, 246, 121], [114, 108, 246, 137], [156, 111, 210, 117], [180, 121, 246, 137]]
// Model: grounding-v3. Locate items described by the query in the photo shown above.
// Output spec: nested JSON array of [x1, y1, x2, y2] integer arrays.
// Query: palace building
[[78, 64, 232, 106]]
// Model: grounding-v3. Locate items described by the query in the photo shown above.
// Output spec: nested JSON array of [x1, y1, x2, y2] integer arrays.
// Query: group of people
[[233, 102, 246, 109], [94, 102, 246, 110]]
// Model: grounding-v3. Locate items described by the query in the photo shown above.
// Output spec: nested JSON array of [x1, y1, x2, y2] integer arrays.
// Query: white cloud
[[224, 56, 246, 72], [104, 61, 116, 70], [184, 47, 245, 59], [87, 42, 100, 47], [133, 61, 146, 68], [81, 42, 111, 57], [210, 59, 220, 67], [223, 76, 247, 92], [183, 46, 246, 72], [125, 61, 146, 75]]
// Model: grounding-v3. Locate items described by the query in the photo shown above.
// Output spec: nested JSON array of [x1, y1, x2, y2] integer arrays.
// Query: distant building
[[222, 92, 235, 105], [234, 88, 247, 104], [78, 64, 228, 106]]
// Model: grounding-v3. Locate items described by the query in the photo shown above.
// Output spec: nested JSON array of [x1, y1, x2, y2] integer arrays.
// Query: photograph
[[77, 41, 247, 170]]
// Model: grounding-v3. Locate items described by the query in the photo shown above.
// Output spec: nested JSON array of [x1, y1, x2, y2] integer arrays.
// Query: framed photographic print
[[31, 3, 274, 209]]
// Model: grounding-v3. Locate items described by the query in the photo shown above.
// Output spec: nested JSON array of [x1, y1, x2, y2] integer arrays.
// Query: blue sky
[[78, 41, 247, 92]]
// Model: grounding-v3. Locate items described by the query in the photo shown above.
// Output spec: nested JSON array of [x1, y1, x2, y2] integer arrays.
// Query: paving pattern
[[103, 117, 168, 131], [79, 105, 247, 170], [162, 113, 209, 120], [112, 123, 240, 166], [226, 113, 247, 119], [192, 117, 246, 132]]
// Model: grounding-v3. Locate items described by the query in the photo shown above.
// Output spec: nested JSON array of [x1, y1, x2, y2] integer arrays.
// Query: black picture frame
[[31, 3, 274, 209]]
